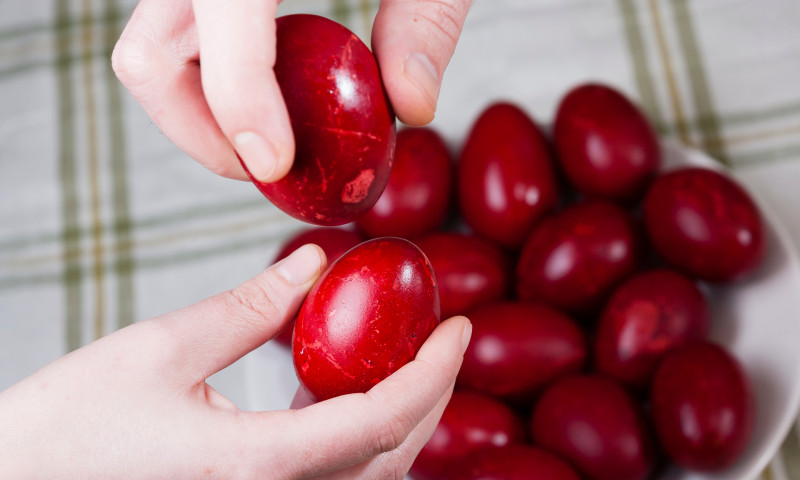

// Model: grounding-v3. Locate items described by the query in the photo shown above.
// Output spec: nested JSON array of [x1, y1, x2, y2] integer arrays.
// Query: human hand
[[0, 244, 471, 479], [111, 0, 471, 184]]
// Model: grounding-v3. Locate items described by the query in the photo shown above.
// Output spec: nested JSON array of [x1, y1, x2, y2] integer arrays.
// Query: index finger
[[251, 315, 471, 478], [192, 0, 295, 183]]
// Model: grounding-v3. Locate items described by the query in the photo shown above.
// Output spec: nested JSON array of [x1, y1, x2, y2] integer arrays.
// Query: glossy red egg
[[458, 102, 559, 249], [650, 341, 754, 471], [457, 301, 586, 402], [448, 445, 581, 480], [594, 269, 710, 389], [245, 14, 396, 225], [293, 237, 439, 401], [271, 227, 363, 346], [531, 374, 655, 480], [415, 232, 511, 319], [356, 127, 453, 238], [643, 167, 765, 282], [553, 83, 661, 202], [516, 200, 640, 315], [410, 391, 526, 480]]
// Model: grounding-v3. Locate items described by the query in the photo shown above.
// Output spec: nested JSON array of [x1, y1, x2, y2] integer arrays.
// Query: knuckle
[[380, 457, 414, 480], [226, 274, 284, 324], [415, 0, 467, 46], [374, 404, 417, 454], [111, 31, 161, 89]]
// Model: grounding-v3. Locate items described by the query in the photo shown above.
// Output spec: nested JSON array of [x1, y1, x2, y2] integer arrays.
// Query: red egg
[[293, 237, 439, 401], [516, 200, 640, 315], [553, 83, 661, 202], [457, 302, 586, 403], [458, 102, 559, 249], [410, 391, 526, 480], [356, 127, 453, 238], [448, 445, 581, 480], [271, 227, 363, 346], [643, 167, 765, 282], [245, 14, 396, 225], [650, 341, 754, 471], [531, 375, 655, 480], [415, 232, 511, 319], [594, 269, 710, 389]]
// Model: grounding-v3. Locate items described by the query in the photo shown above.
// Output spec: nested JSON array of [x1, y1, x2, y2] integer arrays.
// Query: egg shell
[[553, 83, 661, 202], [531, 374, 655, 480], [448, 445, 581, 480], [246, 14, 396, 225], [650, 341, 755, 471], [458, 102, 559, 249], [271, 227, 364, 346], [293, 237, 439, 401], [516, 200, 641, 315], [594, 269, 710, 389], [415, 232, 512, 319], [457, 301, 587, 403], [356, 127, 453, 238], [643, 167, 765, 282], [410, 391, 526, 480]]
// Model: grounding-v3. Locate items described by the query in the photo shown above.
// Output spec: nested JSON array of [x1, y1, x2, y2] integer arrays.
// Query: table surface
[[2, 1, 800, 478]]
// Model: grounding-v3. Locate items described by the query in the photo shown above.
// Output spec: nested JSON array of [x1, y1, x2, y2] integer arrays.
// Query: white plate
[[660, 141, 800, 480], [232, 141, 800, 480]]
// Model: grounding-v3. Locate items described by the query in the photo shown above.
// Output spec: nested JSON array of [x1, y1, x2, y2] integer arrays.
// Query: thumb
[[372, 0, 472, 126]]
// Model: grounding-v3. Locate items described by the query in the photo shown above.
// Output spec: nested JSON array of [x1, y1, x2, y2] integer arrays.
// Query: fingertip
[[396, 52, 439, 126], [235, 129, 295, 183], [273, 243, 327, 287], [455, 315, 472, 354]]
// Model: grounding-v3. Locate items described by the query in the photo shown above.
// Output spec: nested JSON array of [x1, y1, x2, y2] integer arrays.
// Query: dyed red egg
[[458, 102, 559, 249], [245, 14, 396, 225], [415, 232, 511, 319], [271, 227, 363, 346], [553, 83, 660, 202], [650, 341, 755, 471], [293, 237, 439, 401], [448, 445, 581, 480], [516, 200, 640, 315], [356, 127, 453, 238], [531, 375, 655, 480], [594, 269, 710, 389], [643, 167, 765, 282], [410, 391, 526, 480], [457, 302, 586, 403]]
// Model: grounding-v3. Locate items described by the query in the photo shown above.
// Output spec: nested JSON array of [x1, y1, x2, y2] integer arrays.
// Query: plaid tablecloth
[[2, 0, 800, 478]]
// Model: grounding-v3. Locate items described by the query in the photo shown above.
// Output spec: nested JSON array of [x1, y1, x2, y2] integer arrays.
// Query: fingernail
[[461, 319, 472, 354], [403, 52, 439, 109], [275, 244, 323, 286], [234, 131, 279, 182]]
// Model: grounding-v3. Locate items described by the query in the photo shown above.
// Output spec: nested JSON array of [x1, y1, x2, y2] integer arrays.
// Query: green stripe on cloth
[[0, 10, 125, 44], [0, 51, 108, 79], [647, 0, 692, 146], [730, 142, 800, 166], [104, 0, 136, 330], [0, 221, 296, 292], [0, 209, 294, 291], [0, 198, 267, 256], [80, 0, 107, 342], [671, 0, 729, 165], [617, 0, 665, 130], [780, 422, 800, 479], [55, 0, 83, 352], [331, 0, 350, 25], [359, 0, 374, 43]]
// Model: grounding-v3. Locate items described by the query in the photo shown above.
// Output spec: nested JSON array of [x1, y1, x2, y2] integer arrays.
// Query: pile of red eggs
[[271, 83, 765, 480]]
